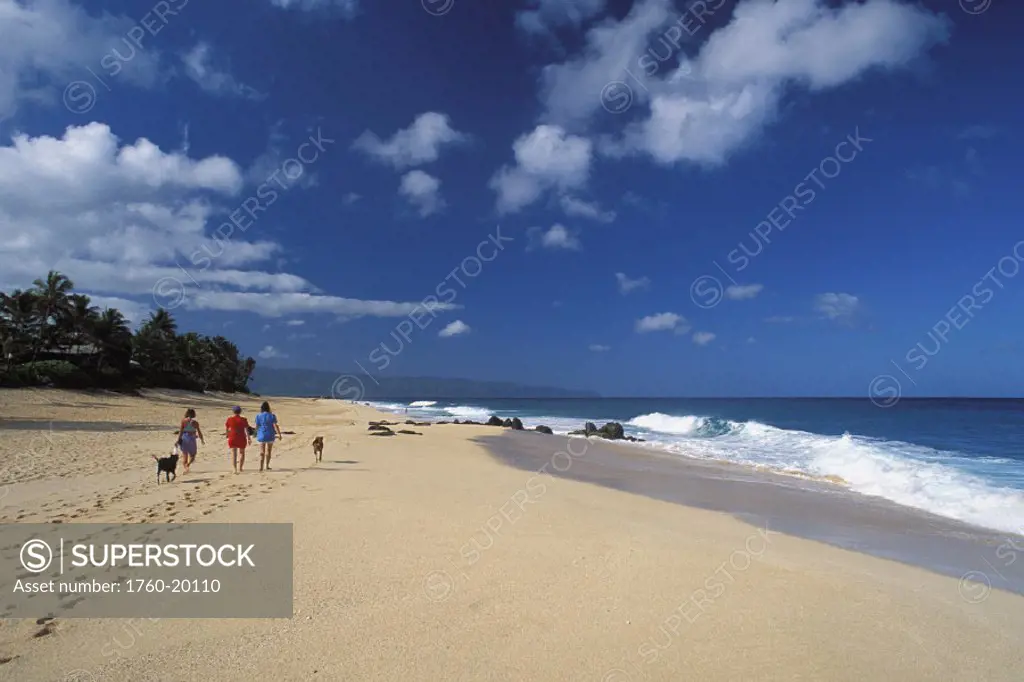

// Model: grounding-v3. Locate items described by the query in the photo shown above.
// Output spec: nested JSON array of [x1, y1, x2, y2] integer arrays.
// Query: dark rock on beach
[[368, 424, 391, 432], [397, 429, 422, 435], [534, 425, 553, 435], [369, 427, 395, 436], [487, 416, 505, 427], [569, 421, 627, 440], [369, 420, 398, 427], [510, 417, 524, 430], [600, 422, 625, 439], [405, 420, 432, 426]]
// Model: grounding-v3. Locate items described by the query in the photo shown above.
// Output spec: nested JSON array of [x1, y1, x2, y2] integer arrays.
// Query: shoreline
[[369, 399, 1024, 538], [478, 430, 1024, 596], [2, 389, 1024, 680]]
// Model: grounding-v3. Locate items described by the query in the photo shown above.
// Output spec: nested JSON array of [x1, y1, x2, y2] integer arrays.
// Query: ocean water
[[368, 398, 1024, 536]]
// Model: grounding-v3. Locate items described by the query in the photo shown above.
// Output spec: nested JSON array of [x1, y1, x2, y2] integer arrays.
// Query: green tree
[[1, 272, 255, 392], [91, 308, 133, 373], [30, 270, 74, 358]]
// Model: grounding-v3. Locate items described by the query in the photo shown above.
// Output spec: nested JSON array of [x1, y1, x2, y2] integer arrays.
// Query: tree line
[[0, 271, 255, 392]]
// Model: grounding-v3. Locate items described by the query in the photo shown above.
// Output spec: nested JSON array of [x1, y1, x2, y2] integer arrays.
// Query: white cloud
[[615, 272, 650, 294], [636, 312, 689, 334], [541, 0, 948, 166], [0, 122, 457, 320], [517, 0, 605, 35], [439, 320, 471, 338], [353, 112, 467, 169], [560, 195, 615, 222], [342, 192, 361, 205], [813, 292, 861, 323], [725, 283, 763, 300], [189, 292, 457, 319], [285, 319, 305, 326], [692, 331, 716, 346], [589, 343, 611, 352], [765, 315, 795, 323], [491, 125, 593, 214], [258, 345, 287, 359], [539, 0, 672, 126], [399, 170, 445, 217], [528, 224, 581, 251], [181, 42, 263, 100], [86, 295, 151, 325], [0, 0, 163, 118], [747, 336, 756, 344], [269, 0, 358, 15]]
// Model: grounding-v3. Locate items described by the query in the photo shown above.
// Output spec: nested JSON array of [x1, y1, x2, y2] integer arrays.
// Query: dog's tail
[[152, 455, 160, 461]]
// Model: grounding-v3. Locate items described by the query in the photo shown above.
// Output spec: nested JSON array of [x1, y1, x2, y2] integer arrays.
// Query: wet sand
[[481, 430, 1024, 596]]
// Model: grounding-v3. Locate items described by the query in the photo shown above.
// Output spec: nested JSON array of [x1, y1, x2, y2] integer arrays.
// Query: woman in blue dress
[[255, 401, 283, 472]]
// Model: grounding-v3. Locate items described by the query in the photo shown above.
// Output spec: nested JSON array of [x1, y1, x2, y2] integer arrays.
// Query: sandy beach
[[1, 389, 1023, 681]]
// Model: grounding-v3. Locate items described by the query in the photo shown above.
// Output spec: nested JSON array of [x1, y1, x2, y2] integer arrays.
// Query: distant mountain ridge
[[250, 367, 600, 399]]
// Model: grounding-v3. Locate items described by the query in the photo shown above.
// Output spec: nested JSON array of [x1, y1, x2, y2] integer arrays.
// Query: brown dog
[[311, 436, 324, 462]]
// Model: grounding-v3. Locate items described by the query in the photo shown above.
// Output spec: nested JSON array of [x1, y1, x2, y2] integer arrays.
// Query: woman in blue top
[[255, 401, 282, 472]]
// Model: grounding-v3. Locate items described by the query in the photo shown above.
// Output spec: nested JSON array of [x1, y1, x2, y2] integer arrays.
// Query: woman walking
[[178, 408, 205, 474], [255, 401, 283, 472], [225, 406, 252, 474]]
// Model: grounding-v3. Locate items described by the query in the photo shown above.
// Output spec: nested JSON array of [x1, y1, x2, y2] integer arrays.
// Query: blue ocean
[[369, 398, 1024, 536]]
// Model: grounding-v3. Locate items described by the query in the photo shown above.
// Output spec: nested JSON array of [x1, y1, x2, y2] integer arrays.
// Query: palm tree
[[1, 273, 257, 392], [91, 308, 132, 373], [176, 331, 208, 388], [30, 271, 74, 359], [142, 308, 177, 338], [0, 289, 40, 370], [135, 308, 179, 375], [60, 294, 100, 353]]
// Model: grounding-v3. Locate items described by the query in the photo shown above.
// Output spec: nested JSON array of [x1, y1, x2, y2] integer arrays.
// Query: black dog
[[153, 454, 179, 483]]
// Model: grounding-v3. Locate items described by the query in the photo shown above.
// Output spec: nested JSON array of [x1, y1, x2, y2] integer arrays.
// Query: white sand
[[1, 389, 1022, 681]]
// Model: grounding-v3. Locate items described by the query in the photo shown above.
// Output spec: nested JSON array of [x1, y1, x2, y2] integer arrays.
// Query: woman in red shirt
[[224, 406, 252, 474]]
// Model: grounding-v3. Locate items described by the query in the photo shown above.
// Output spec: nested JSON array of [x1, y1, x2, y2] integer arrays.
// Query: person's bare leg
[[259, 443, 266, 472], [265, 442, 274, 470], [238, 447, 245, 472], [231, 448, 238, 473]]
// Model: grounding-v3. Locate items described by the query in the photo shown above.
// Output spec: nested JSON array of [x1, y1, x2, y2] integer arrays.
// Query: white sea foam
[[365, 401, 407, 412], [409, 400, 437, 407], [442, 405, 492, 420], [627, 411, 1024, 535], [366, 400, 1024, 534], [628, 412, 705, 434]]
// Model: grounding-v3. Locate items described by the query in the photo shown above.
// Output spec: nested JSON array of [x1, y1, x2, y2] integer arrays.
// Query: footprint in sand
[[33, 622, 56, 638]]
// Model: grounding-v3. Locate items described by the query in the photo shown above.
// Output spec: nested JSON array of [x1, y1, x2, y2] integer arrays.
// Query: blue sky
[[1, 0, 1021, 397]]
